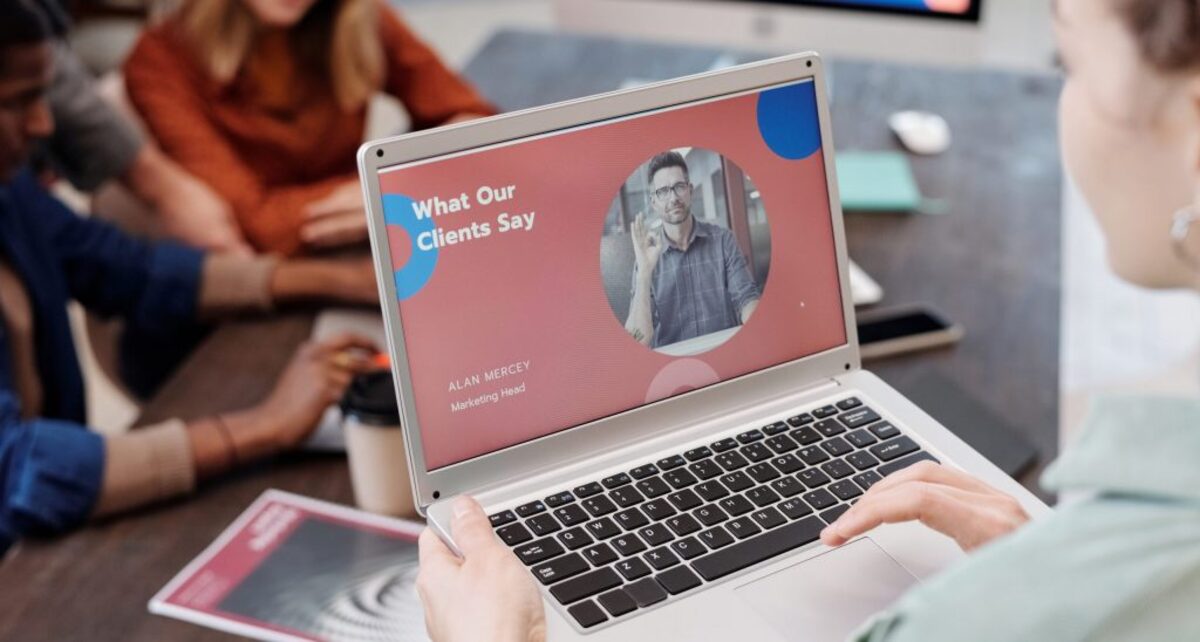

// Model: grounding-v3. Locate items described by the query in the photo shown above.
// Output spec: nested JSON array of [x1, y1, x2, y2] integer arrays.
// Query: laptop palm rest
[[734, 538, 918, 641]]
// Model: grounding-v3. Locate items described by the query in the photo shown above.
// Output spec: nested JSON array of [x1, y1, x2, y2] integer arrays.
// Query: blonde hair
[[177, 0, 384, 110]]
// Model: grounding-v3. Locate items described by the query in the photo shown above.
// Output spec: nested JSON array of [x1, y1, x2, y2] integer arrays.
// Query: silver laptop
[[359, 53, 1045, 641]]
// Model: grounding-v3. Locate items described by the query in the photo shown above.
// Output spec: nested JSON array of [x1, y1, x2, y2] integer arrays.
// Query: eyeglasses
[[652, 182, 691, 201]]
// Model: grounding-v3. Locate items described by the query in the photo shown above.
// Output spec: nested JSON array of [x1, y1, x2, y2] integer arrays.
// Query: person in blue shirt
[[0, 0, 381, 553], [415, 0, 1200, 640]]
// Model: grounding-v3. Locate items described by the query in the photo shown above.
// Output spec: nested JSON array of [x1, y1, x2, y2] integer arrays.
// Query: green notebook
[[835, 151, 923, 212]]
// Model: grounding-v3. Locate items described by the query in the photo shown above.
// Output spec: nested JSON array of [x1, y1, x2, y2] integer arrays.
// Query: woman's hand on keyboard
[[818, 462, 1030, 552], [417, 496, 546, 642]]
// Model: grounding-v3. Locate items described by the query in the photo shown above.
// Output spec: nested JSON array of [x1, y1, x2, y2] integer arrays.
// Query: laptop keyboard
[[488, 396, 938, 630]]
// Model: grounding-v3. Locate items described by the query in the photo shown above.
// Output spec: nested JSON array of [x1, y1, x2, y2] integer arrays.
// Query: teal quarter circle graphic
[[756, 81, 822, 161], [383, 193, 439, 300]]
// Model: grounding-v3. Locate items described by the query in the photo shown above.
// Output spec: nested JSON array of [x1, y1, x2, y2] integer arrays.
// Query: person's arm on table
[[417, 496, 546, 642]]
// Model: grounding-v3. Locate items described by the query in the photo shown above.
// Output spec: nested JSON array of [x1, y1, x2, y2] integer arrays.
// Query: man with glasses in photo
[[625, 150, 760, 349]]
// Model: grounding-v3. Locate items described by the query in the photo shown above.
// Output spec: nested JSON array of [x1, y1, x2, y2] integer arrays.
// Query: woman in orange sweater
[[124, 0, 494, 256]]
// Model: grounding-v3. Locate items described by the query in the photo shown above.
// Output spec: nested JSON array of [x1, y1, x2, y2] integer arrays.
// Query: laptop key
[[839, 408, 881, 429], [657, 566, 703, 595], [567, 600, 608, 628], [772, 454, 805, 475], [746, 462, 780, 484], [497, 522, 533, 545], [765, 434, 799, 454], [574, 481, 604, 498], [664, 468, 699, 489], [630, 464, 660, 480], [666, 514, 702, 537], [602, 473, 632, 489], [847, 451, 880, 471], [639, 524, 673, 546], [614, 507, 649, 531], [625, 577, 669, 607], [636, 476, 672, 498], [559, 527, 593, 550], [790, 427, 822, 446], [554, 505, 589, 528], [657, 455, 686, 470], [747, 486, 781, 508], [671, 536, 706, 560], [516, 537, 566, 565], [787, 412, 815, 427], [814, 419, 846, 438], [693, 504, 729, 526], [489, 510, 517, 528], [667, 489, 702, 511], [582, 542, 618, 567], [751, 506, 787, 530], [641, 499, 676, 521], [684, 446, 713, 461], [820, 504, 851, 524], [762, 421, 790, 436], [821, 459, 856, 480], [720, 471, 753, 492], [813, 405, 839, 419], [829, 480, 863, 501], [612, 533, 648, 556], [526, 513, 563, 536], [821, 437, 853, 458], [694, 480, 730, 501], [582, 495, 618, 517], [610, 486, 645, 508], [550, 567, 623, 605], [736, 429, 764, 444], [803, 488, 838, 511], [597, 588, 637, 618], [778, 498, 813, 520], [644, 546, 680, 571], [710, 437, 739, 453], [740, 443, 773, 463], [869, 422, 901, 440], [836, 397, 863, 411], [533, 552, 589, 585], [615, 556, 651, 580], [688, 459, 723, 480], [516, 500, 547, 518], [718, 494, 755, 516], [845, 429, 878, 449], [725, 517, 761, 539], [770, 476, 804, 498], [585, 517, 621, 540], [716, 451, 750, 471], [853, 470, 884, 490], [797, 446, 830, 466], [871, 436, 921, 462], [545, 491, 575, 508], [690, 516, 824, 581], [878, 451, 939, 477], [698, 526, 734, 549], [798, 468, 832, 488]]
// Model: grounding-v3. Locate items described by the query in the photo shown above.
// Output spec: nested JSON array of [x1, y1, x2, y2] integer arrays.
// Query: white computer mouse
[[888, 110, 951, 155]]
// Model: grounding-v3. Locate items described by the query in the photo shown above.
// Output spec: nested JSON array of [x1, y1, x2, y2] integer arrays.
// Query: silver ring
[[1171, 206, 1200, 271]]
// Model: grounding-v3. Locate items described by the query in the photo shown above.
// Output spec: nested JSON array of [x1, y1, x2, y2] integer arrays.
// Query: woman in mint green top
[[413, 0, 1200, 640]]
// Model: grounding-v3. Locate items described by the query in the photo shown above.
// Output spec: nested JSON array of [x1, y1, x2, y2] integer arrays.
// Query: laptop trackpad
[[734, 538, 918, 641]]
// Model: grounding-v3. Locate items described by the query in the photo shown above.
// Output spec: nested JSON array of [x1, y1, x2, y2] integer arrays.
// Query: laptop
[[359, 53, 1046, 640]]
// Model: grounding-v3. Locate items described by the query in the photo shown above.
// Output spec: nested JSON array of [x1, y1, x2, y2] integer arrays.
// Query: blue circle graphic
[[383, 193, 439, 300], [756, 81, 822, 161]]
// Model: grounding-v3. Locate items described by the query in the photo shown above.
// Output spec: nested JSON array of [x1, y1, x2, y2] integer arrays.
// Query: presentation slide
[[378, 80, 847, 469]]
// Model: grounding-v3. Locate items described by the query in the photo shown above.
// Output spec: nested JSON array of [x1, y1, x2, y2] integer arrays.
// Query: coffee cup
[[341, 371, 415, 518]]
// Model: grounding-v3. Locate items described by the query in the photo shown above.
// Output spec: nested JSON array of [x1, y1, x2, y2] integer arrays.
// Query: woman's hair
[[177, 0, 384, 110], [1113, 0, 1200, 71]]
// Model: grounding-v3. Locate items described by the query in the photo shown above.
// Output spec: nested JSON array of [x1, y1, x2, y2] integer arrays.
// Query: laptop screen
[[377, 78, 847, 470]]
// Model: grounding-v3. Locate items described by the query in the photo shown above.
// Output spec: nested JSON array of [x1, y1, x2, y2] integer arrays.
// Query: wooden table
[[0, 29, 1062, 640]]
